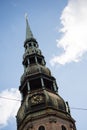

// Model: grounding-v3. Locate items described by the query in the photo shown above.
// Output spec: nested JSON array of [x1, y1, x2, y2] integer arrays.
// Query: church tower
[[16, 17, 76, 130]]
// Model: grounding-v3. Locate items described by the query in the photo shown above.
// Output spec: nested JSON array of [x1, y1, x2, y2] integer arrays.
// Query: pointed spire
[[25, 14, 33, 40]]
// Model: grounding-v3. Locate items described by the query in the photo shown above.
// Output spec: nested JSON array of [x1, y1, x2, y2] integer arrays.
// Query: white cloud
[[50, 0, 87, 65], [0, 88, 21, 128]]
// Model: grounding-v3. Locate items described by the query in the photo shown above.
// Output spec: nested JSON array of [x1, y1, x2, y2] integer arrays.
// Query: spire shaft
[[25, 15, 33, 40]]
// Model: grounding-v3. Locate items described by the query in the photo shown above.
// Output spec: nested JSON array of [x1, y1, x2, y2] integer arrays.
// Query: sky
[[0, 0, 87, 130]]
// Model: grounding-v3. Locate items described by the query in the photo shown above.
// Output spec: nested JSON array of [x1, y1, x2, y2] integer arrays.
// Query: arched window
[[38, 126, 45, 130], [61, 125, 67, 130]]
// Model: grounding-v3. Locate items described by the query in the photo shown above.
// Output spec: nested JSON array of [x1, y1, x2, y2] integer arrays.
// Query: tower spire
[[17, 17, 76, 130], [25, 14, 33, 40]]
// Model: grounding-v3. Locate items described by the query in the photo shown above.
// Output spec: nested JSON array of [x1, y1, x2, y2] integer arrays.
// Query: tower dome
[[21, 64, 51, 83]]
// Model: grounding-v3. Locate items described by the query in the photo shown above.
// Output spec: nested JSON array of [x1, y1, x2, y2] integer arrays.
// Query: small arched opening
[[38, 126, 45, 130]]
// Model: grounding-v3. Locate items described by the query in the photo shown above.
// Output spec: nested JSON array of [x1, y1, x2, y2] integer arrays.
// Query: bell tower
[[16, 17, 76, 130]]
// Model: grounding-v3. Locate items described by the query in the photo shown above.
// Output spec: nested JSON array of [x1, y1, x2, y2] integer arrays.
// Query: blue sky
[[0, 0, 87, 130]]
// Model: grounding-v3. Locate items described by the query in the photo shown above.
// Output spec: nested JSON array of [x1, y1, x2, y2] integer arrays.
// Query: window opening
[[34, 43, 36, 47], [22, 84, 28, 99], [38, 126, 45, 130], [25, 60, 28, 67], [29, 43, 32, 47], [61, 125, 67, 130], [30, 78, 42, 91], [44, 79, 54, 91], [37, 57, 42, 64], [29, 57, 36, 64]]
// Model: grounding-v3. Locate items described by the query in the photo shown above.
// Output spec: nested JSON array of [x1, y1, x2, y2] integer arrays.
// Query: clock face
[[31, 95, 44, 105]]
